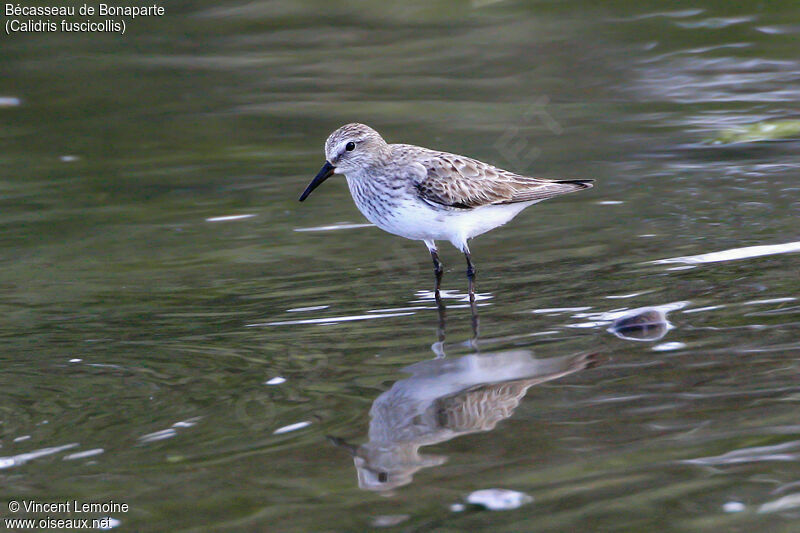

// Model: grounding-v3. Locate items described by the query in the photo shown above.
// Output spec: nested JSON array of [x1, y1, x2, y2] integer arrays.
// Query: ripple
[[139, 429, 177, 443], [414, 289, 492, 302], [205, 214, 257, 222], [0, 443, 78, 470], [63, 448, 105, 461], [684, 440, 800, 466], [611, 9, 704, 22], [172, 417, 201, 428], [756, 25, 800, 34], [759, 494, 800, 513], [653, 241, 800, 265], [570, 302, 687, 331], [744, 297, 797, 305], [674, 16, 755, 29], [0, 96, 21, 107], [371, 515, 410, 527], [606, 292, 649, 299], [248, 312, 415, 326], [294, 223, 373, 232], [273, 421, 311, 435], [633, 55, 800, 104], [532, 306, 592, 314], [652, 342, 686, 351], [286, 305, 329, 312], [683, 305, 726, 314], [368, 306, 432, 312]]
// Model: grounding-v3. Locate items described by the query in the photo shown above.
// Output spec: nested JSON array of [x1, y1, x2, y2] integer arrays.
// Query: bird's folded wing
[[413, 152, 592, 209]]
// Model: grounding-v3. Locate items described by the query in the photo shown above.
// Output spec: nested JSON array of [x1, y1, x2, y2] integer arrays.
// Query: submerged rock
[[608, 307, 671, 341]]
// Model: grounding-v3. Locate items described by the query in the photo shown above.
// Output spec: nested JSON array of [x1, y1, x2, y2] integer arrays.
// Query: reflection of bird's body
[[299, 123, 593, 299], [333, 350, 596, 492]]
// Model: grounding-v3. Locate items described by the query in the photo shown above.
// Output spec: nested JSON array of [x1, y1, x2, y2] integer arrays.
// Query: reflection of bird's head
[[353, 444, 446, 492], [328, 435, 446, 492]]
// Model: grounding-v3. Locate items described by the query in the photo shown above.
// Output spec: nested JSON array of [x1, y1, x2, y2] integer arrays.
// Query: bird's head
[[299, 123, 389, 201]]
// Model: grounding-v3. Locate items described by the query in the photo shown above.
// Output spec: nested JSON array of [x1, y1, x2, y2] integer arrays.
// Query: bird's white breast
[[345, 175, 536, 250]]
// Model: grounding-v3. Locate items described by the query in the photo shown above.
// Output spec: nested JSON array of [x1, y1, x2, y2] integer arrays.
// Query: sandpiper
[[299, 123, 593, 300]]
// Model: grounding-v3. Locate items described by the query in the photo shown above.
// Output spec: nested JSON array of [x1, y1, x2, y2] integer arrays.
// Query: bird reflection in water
[[432, 289, 479, 356], [330, 301, 597, 492]]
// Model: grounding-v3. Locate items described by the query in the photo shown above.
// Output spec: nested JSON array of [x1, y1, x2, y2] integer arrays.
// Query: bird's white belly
[[353, 194, 439, 239], [346, 177, 535, 248]]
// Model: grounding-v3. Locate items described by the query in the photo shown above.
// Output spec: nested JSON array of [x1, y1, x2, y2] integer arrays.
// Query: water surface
[[1, 0, 799, 531]]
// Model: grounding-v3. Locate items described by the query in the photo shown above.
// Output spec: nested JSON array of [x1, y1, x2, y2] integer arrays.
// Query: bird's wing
[[410, 149, 592, 209]]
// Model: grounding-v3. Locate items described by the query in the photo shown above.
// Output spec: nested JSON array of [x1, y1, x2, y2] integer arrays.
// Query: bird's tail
[[554, 179, 594, 190], [506, 178, 594, 203]]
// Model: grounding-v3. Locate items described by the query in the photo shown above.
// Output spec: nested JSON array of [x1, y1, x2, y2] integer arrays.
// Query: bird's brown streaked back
[[395, 145, 593, 209]]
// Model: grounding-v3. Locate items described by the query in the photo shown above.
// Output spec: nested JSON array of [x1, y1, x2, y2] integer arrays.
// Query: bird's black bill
[[299, 161, 335, 201]]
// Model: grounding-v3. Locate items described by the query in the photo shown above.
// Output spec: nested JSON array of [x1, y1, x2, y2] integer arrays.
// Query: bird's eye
[[378, 472, 388, 483], [345, 142, 356, 152]]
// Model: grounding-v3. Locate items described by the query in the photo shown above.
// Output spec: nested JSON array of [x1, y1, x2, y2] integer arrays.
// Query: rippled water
[[2, 0, 799, 531]]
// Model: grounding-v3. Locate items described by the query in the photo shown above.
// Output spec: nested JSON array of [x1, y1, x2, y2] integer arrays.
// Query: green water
[[1, 0, 799, 531]]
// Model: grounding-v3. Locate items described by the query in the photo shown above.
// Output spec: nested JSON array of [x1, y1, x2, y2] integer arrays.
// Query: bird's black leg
[[425, 241, 447, 357], [464, 250, 476, 303], [425, 240, 444, 299], [431, 249, 444, 295], [464, 250, 479, 341]]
